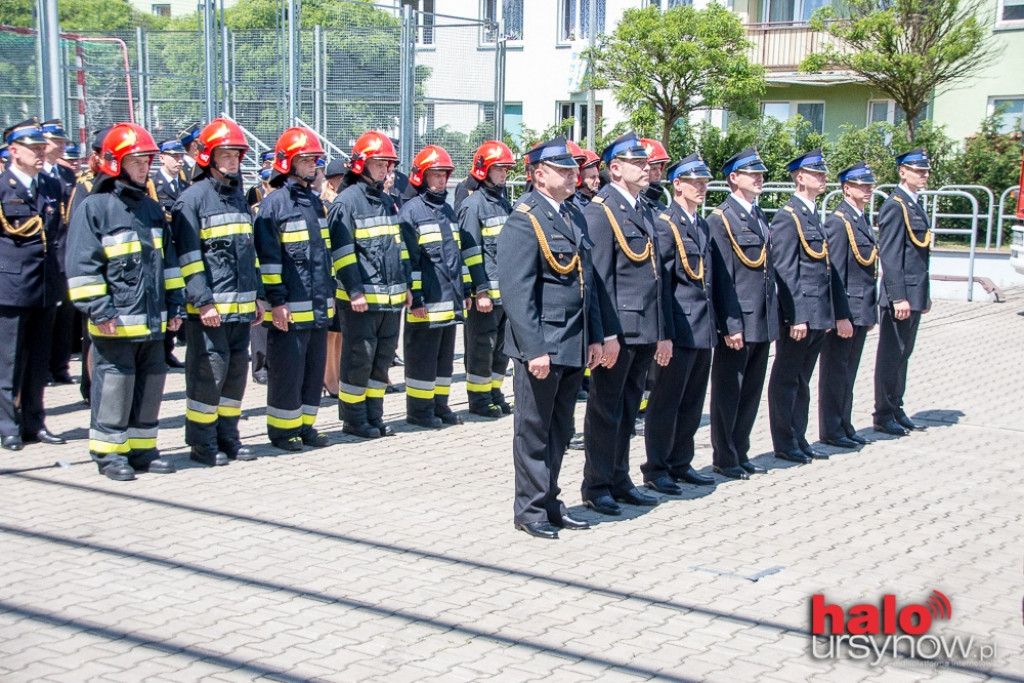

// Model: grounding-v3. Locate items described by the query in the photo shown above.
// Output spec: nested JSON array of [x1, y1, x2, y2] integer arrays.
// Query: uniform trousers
[[338, 307, 401, 427], [184, 320, 251, 453], [266, 326, 327, 442], [0, 305, 56, 437], [464, 305, 509, 410], [88, 338, 165, 469], [512, 359, 583, 525], [818, 324, 869, 441], [710, 340, 770, 468], [404, 323, 456, 420], [768, 329, 826, 452], [250, 324, 268, 380], [581, 342, 656, 500], [641, 346, 712, 480], [49, 296, 76, 379], [873, 308, 921, 423]]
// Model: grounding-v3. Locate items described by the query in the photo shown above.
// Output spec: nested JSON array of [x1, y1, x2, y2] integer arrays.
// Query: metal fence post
[[136, 27, 147, 129], [494, 28, 505, 141], [399, 2, 415, 170], [287, 0, 299, 126], [38, 0, 63, 120], [314, 24, 322, 135], [221, 25, 231, 118]]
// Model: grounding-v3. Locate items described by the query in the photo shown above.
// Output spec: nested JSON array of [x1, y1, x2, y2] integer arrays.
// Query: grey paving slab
[[1, 293, 1023, 682]]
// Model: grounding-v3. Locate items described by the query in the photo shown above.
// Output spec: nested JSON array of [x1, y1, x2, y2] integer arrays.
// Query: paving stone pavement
[[1, 292, 1023, 682]]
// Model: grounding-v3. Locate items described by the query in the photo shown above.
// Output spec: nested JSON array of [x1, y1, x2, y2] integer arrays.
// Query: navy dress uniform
[[328, 131, 410, 439], [640, 155, 719, 492], [0, 120, 66, 451], [151, 139, 187, 218], [171, 119, 264, 466], [254, 128, 335, 451], [767, 150, 851, 462], [819, 162, 879, 446], [873, 148, 932, 435], [707, 148, 779, 479], [498, 137, 603, 539], [458, 140, 516, 418], [400, 145, 468, 428], [66, 123, 186, 481], [178, 123, 202, 187], [247, 151, 275, 207], [581, 132, 671, 515]]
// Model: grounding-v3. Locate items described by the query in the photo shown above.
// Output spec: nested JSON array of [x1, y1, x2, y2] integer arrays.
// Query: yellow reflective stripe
[[411, 281, 422, 290], [491, 378, 504, 389], [291, 310, 315, 322], [216, 405, 241, 418], [338, 392, 365, 404], [465, 255, 483, 267], [407, 309, 455, 323], [262, 273, 283, 284], [280, 230, 309, 243], [336, 288, 349, 301], [354, 225, 399, 239], [320, 228, 330, 239], [165, 276, 185, 290], [362, 292, 407, 305], [152, 237, 164, 250], [127, 437, 157, 450], [104, 241, 142, 258], [181, 261, 205, 277], [365, 386, 386, 399], [488, 289, 501, 299], [200, 223, 251, 239], [434, 384, 451, 396], [466, 381, 492, 393], [418, 233, 443, 244], [266, 414, 303, 429], [185, 301, 257, 315], [301, 413, 317, 425], [69, 283, 108, 300], [88, 322, 166, 337], [89, 439, 130, 454], [400, 249, 409, 260], [406, 386, 434, 399], [186, 408, 218, 424], [481, 226, 503, 237], [335, 253, 357, 269], [462, 273, 472, 284]]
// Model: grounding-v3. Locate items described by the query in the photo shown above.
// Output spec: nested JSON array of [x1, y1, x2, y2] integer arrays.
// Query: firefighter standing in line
[[253, 127, 334, 452], [400, 145, 470, 428], [172, 118, 264, 466], [458, 140, 515, 419], [571, 149, 602, 211], [328, 131, 411, 439], [247, 151, 275, 208], [151, 138, 189, 369], [65, 122, 185, 481], [178, 123, 202, 185]]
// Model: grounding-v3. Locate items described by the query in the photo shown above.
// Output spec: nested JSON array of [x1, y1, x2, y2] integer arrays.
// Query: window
[[151, 3, 171, 17], [989, 97, 1024, 134], [998, 0, 1024, 23], [762, 0, 831, 23], [418, 0, 435, 45], [867, 99, 929, 127], [483, 0, 524, 42], [762, 101, 824, 134], [557, 101, 603, 142], [559, 0, 606, 42], [503, 103, 524, 142]]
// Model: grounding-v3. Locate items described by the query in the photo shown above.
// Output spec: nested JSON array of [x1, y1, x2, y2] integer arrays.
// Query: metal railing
[[995, 186, 1021, 251], [744, 21, 854, 72], [937, 184, 995, 249], [922, 189, 981, 301]]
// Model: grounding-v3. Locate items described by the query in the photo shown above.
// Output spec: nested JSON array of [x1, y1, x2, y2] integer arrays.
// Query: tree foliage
[[801, 0, 997, 141], [586, 3, 765, 147], [0, 0, 168, 31]]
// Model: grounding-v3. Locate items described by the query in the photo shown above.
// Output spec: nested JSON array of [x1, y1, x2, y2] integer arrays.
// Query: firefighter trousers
[[88, 338, 166, 470], [463, 305, 509, 410], [266, 326, 327, 442], [404, 323, 456, 420], [338, 307, 400, 427], [184, 320, 251, 454]]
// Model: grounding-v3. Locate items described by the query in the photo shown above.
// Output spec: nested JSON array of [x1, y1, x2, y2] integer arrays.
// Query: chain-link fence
[[1, 2, 501, 179]]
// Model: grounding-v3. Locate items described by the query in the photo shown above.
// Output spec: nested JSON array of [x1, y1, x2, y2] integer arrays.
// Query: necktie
[[634, 200, 641, 213], [27, 179, 36, 201], [756, 207, 770, 240]]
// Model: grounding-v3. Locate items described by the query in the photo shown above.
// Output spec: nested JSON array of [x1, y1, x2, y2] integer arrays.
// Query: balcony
[[745, 21, 858, 79]]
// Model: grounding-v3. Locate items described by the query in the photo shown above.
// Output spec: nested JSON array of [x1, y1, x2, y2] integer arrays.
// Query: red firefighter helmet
[[194, 118, 249, 168], [577, 149, 602, 187], [98, 123, 158, 177], [272, 127, 324, 174], [470, 140, 514, 181], [565, 140, 587, 166], [409, 145, 455, 187], [350, 131, 398, 175], [640, 138, 670, 165]]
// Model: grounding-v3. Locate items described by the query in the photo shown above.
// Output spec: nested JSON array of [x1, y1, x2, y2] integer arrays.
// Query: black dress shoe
[[775, 449, 812, 464], [673, 467, 715, 486], [896, 415, 926, 431], [406, 415, 442, 429], [551, 514, 590, 530], [391, 354, 404, 367], [438, 412, 463, 426], [370, 420, 395, 437], [23, 429, 66, 445], [190, 448, 229, 466], [584, 495, 622, 516], [823, 436, 859, 449], [469, 404, 503, 418], [567, 434, 585, 450], [342, 422, 381, 439], [515, 521, 559, 539], [51, 372, 77, 385], [165, 354, 185, 369], [644, 475, 683, 495], [873, 419, 909, 436], [801, 445, 830, 460], [225, 445, 258, 461], [134, 457, 176, 474], [740, 462, 767, 474], [713, 465, 749, 480], [301, 430, 330, 448], [846, 432, 872, 445], [1, 435, 23, 451], [252, 373, 268, 385], [614, 487, 659, 507]]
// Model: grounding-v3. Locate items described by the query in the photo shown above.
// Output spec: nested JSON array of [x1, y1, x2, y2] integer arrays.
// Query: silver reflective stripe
[[301, 404, 319, 416], [89, 429, 126, 443], [283, 219, 308, 233], [179, 250, 203, 266], [318, 218, 328, 228], [102, 231, 139, 247], [187, 398, 218, 413], [127, 427, 158, 438], [367, 379, 387, 390], [426, 301, 455, 312], [462, 246, 482, 257], [67, 275, 104, 289], [288, 300, 313, 312], [261, 263, 283, 274], [219, 397, 243, 409], [418, 222, 441, 234], [405, 377, 434, 391], [201, 212, 252, 228], [118, 314, 147, 326], [267, 406, 302, 420], [354, 215, 393, 229], [482, 216, 506, 228]]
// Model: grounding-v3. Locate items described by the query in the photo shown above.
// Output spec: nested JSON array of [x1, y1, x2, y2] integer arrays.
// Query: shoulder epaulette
[[515, 203, 531, 214], [591, 195, 605, 204]]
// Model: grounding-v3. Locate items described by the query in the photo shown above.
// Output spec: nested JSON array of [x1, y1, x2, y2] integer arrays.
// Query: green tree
[[801, 0, 997, 142], [586, 3, 765, 147], [0, 0, 167, 31]]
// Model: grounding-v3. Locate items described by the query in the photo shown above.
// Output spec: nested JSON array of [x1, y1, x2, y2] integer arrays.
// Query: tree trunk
[[662, 116, 674, 151]]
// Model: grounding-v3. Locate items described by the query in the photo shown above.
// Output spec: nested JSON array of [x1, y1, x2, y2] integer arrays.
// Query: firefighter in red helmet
[[253, 126, 335, 451], [640, 138, 671, 212], [327, 131, 412, 438], [65, 122, 186, 480], [171, 118, 265, 466]]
